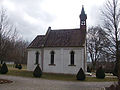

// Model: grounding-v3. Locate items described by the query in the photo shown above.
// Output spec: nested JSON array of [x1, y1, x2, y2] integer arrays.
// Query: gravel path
[[0, 75, 116, 90]]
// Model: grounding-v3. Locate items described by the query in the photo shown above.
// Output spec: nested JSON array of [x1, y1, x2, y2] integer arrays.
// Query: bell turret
[[79, 6, 87, 29]]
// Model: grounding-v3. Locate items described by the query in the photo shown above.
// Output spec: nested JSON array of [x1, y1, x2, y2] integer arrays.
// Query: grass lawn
[[5, 68, 118, 82], [0, 64, 118, 82], [7, 64, 27, 69]]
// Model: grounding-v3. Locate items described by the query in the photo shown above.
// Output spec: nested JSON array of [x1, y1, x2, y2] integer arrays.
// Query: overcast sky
[[0, 0, 105, 41]]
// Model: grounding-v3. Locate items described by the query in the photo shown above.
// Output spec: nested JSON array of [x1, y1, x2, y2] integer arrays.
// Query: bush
[[76, 68, 86, 81], [0, 63, 8, 74], [96, 66, 105, 79], [15, 64, 22, 69], [112, 64, 118, 76], [15, 64, 19, 68], [33, 65, 42, 77], [18, 64, 22, 69], [87, 66, 91, 73], [0, 64, 1, 69]]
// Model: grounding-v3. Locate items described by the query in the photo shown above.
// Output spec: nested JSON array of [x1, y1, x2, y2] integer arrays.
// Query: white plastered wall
[[27, 47, 86, 74]]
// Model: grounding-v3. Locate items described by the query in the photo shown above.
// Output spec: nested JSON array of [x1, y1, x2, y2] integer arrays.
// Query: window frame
[[49, 51, 55, 66], [35, 51, 39, 64], [69, 51, 76, 66]]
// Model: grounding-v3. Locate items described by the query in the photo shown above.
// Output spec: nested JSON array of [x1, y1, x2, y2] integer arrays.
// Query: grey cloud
[[3, 0, 54, 41]]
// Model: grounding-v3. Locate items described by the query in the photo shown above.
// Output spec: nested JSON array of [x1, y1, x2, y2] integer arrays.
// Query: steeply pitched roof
[[28, 35, 45, 48], [28, 28, 86, 48], [80, 6, 87, 20]]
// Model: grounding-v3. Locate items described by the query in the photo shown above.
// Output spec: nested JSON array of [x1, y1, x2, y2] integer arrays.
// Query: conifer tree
[[76, 68, 86, 80], [0, 63, 8, 74], [33, 64, 42, 77], [96, 66, 105, 79]]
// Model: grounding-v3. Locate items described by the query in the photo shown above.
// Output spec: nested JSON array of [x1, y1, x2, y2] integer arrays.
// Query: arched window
[[70, 51, 75, 65], [81, 21, 85, 25], [35, 51, 39, 64], [50, 51, 55, 65]]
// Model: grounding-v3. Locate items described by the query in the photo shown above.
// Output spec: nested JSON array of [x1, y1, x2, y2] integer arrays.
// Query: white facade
[[27, 47, 86, 74], [27, 6, 87, 75]]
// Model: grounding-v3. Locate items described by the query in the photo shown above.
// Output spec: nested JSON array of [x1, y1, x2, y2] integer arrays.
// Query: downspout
[[83, 31, 87, 72], [41, 46, 44, 71], [84, 42, 87, 72]]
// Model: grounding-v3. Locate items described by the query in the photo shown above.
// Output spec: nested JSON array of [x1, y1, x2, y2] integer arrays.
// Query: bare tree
[[0, 8, 28, 64], [0, 8, 17, 63], [12, 39, 29, 64], [101, 0, 120, 77], [87, 26, 112, 70]]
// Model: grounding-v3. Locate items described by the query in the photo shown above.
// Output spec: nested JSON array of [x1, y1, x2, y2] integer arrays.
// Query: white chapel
[[27, 6, 87, 74]]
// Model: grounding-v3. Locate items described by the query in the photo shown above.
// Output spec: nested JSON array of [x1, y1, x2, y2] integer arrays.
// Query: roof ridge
[[27, 27, 86, 48], [51, 28, 80, 31], [37, 35, 45, 37]]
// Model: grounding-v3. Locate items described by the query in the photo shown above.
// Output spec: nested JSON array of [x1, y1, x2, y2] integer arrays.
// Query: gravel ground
[[0, 75, 116, 90]]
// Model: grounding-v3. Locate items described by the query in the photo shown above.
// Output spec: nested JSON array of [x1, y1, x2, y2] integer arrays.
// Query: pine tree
[[0, 63, 8, 74], [18, 64, 22, 69], [76, 68, 86, 81], [113, 63, 118, 76], [87, 66, 91, 73], [15, 64, 19, 68], [33, 65, 42, 77], [96, 66, 105, 79]]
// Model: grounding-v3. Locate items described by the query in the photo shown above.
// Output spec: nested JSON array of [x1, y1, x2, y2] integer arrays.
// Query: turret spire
[[79, 5, 87, 29], [81, 5, 85, 16]]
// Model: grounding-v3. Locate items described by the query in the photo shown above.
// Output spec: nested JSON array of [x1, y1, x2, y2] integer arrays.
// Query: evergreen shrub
[[96, 66, 105, 79], [33, 64, 42, 77], [87, 66, 91, 73], [15, 64, 18, 68], [76, 68, 86, 81], [18, 64, 22, 69], [113, 64, 118, 76], [0, 63, 8, 74]]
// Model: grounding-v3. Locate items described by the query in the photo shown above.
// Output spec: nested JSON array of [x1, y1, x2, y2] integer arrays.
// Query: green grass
[[7, 69, 33, 77], [0, 64, 118, 82], [42, 73, 76, 81], [86, 77, 117, 82], [5, 69, 118, 82], [7, 64, 27, 69]]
